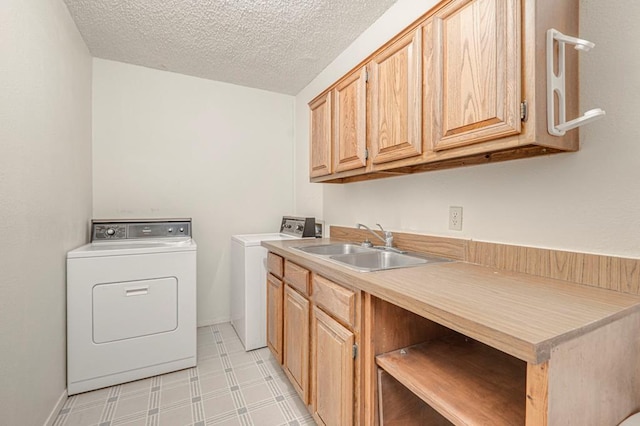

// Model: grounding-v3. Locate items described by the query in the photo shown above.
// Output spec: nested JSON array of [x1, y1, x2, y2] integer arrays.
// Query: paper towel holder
[[547, 28, 605, 136]]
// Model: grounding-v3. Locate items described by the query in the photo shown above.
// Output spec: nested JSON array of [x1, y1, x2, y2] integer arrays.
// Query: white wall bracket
[[547, 28, 605, 136]]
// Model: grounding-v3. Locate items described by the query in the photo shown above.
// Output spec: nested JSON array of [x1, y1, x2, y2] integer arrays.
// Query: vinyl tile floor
[[53, 323, 315, 426]]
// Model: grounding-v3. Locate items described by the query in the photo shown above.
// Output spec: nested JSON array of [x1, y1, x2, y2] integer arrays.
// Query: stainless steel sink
[[329, 250, 450, 272], [294, 243, 373, 256], [294, 243, 452, 272]]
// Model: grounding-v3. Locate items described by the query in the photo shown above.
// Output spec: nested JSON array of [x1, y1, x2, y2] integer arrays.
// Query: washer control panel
[[91, 219, 192, 241], [280, 216, 316, 238]]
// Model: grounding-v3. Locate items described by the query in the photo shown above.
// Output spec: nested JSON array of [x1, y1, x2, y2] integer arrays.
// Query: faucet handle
[[376, 223, 392, 237]]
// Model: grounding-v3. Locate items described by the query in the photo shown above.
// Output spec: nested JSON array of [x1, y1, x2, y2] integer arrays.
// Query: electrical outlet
[[449, 206, 463, 231]]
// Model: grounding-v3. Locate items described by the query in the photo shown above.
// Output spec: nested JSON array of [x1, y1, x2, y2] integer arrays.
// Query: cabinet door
[[284, 285, 310, 404], [334, 68, 367, 172], [369, 28, 422, 165], [266, 273, 283, 364], [309, 92, 332, 178], [429, 0, 521, 151], [312, 306, 355, 426]]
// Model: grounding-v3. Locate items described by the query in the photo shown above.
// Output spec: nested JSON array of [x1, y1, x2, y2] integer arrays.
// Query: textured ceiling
[[63, 0, 398, 94]]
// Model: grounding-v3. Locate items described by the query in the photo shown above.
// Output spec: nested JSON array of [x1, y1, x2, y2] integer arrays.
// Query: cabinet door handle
[[125, 287, 149, 296]]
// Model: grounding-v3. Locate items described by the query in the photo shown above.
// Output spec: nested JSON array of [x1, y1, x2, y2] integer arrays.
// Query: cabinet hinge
[[365, 70, 369, 82], [520, 100, 528, 122], [364, 148, 369, 160], [352, 344, 358, 359]]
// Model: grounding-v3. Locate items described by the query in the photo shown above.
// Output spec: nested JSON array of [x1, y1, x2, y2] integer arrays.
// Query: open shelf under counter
[[376, 334, 527, 426]]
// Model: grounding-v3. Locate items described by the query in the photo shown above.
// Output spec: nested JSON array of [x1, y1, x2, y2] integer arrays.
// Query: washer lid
[[231, 233, 298, 247], [67, 239, 197, 258]]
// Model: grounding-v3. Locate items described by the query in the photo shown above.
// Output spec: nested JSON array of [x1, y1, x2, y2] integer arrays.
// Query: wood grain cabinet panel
[[266, 273, 284, 364], [312, 274, 356, 328], [378, 369, 452, 426], [284, 285, 310, 404], [267, 252, 284, 278], [376, 336, 526, 426], [429, 0, 521, 151], [312, 306, 355, 426], [333, 67, 367, 172], [309, 91, 332, 177], [308, 0, 580, 183], [284, 260, 310, 296], [369, 28, 422, 165]]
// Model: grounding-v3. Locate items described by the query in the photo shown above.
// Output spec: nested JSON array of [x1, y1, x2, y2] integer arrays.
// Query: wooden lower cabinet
[[283, 284, 310, 404], [267, 251, 639, 425], [266, 273, 283, 364], [267, 252, 284, 279], [369, 296, 640, 426], [311, 306, 355, 426], [370, 296, 528, 426], [267, 255, 361, 424], [376, 336, 526, 425]]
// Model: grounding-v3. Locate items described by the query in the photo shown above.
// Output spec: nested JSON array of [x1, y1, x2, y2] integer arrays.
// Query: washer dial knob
[[106, 228, 116, 236]]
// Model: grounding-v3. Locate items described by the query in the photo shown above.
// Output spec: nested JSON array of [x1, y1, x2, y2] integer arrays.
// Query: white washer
[[231, 217, 316, 351], [67, 219, 197, 395]]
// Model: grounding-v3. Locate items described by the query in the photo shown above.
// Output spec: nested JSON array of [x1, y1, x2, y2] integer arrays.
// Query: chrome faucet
[[356, 223, 394, 248]]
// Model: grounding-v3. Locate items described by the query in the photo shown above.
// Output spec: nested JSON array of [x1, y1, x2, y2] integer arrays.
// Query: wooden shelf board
[[378, 369, 453, 425], [376, 335, 526, 426]]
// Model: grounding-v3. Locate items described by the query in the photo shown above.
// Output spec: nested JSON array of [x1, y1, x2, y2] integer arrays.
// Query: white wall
[[0, 0, 92, 424], [295, 0, 640, 258], [92, 59, 295, 325]]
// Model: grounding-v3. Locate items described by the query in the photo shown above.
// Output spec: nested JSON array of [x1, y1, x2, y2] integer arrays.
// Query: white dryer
[[67, 219, 197, 395]]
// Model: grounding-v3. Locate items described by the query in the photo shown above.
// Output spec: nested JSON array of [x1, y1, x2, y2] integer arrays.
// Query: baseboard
[[43, 388, 67, 426], [197, 316, 230, 327]]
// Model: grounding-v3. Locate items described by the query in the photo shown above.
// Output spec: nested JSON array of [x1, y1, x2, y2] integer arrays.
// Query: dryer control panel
[[91, 219, 192, 241]]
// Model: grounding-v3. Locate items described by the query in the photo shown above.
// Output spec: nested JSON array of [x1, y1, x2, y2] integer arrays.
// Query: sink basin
[[329, 250, 443, 272], [294, 243, 373, 256], [294, 243, 452, 272]]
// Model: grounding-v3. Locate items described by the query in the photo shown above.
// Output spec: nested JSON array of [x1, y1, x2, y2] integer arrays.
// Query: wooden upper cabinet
[[369, 28, 423, 165], [333, 68, 367, 173], [428, 0, 521, 151], [309, 92, 332, 177], [308, 0, 578, 183]]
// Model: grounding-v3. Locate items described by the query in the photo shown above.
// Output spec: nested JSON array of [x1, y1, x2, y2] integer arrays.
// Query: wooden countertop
[[263, 238, 640, 364]]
